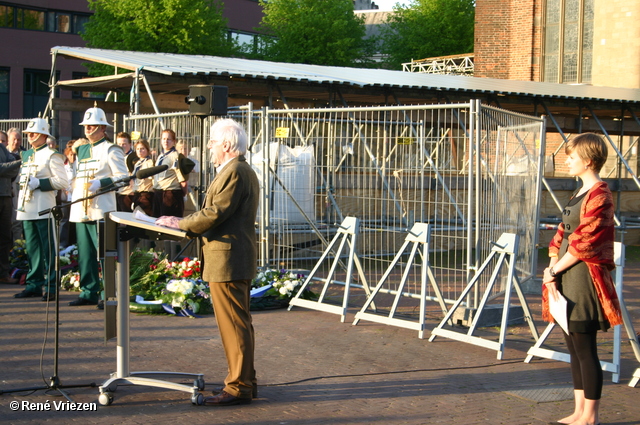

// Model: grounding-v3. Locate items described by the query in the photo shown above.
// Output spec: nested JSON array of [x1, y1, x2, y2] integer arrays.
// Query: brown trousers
[[209, 279, 256, 399]]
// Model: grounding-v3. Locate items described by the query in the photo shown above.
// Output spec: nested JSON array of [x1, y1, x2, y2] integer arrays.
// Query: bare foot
[[557, 414, 581, 424]]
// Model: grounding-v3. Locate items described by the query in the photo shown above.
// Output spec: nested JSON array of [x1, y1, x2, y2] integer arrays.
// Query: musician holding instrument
[[68, 105, 128, 307], [13, 117, 68, 301], [152, 129, 194, 217]]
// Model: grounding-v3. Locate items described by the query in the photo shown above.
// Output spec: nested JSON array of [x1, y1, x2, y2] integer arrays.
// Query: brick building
[[475, 0, 639, 89], [474, 0, 543, 82]]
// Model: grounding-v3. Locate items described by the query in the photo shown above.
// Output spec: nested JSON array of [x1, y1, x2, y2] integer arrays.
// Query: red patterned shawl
[[542, 182, 622, 327]]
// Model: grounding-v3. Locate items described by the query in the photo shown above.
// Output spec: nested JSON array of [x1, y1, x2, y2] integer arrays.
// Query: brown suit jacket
[[179, 155, 259, 283]]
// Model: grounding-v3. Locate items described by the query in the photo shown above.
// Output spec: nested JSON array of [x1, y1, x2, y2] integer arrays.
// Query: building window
[[73, 14, 89, 34], [0, 3, 90, 33], [543, 0, 593, 84], [229, 30, 260, 54], [17, 8, 45, 31], [0, 5, 14, 27], [48, 12, 71, 33], [0, 68, 8, 119], [24, 69, 59, 119]]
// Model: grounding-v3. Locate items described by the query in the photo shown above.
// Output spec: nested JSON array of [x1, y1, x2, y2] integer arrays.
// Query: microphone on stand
[[136, 164, 168, 179], [102, 165, 170, 190]]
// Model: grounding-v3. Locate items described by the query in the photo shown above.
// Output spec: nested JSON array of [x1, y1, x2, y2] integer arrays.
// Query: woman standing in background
[[542, 133, 622, 425], [131, 139, 155, 216]]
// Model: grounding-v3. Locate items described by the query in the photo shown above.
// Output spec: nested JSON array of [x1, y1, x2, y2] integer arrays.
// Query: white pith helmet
[[79, 103, 112, 126], [23, 117, 53, 138]]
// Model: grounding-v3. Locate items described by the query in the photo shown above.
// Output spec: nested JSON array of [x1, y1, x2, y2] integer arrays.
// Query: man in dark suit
[[0, 140, 21, 284], [156, 118, 259, 406]]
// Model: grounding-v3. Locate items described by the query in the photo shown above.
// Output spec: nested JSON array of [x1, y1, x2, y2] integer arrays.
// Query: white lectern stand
[[98, 212, 205, 406]]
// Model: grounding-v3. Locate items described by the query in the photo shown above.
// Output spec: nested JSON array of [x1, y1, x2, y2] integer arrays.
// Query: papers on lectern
[[549, 293, 569, 334], [133, 207, 157, 225]]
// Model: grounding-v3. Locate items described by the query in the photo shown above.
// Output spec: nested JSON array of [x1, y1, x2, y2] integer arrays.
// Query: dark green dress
[[557, 191, 610, 332]]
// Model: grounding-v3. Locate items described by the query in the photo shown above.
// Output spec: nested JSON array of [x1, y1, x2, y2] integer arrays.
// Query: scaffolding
[[402, 54, 475, 75], [122, 101, 545, 317]]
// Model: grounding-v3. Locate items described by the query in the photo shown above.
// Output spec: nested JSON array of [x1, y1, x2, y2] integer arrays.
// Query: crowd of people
[[0, 107, 198, 306]]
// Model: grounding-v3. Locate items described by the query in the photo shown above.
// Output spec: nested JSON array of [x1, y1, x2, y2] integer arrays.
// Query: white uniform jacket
[[16, 144, 69, 221], [69, 138, 128, 222], [153, 148, 187, 191]]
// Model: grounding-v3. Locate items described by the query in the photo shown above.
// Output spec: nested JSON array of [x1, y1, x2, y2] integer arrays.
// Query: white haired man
[[157, 119, 259, 405]]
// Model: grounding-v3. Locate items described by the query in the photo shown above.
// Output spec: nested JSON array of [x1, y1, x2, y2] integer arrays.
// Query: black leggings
[[564, 330, 603, 400]]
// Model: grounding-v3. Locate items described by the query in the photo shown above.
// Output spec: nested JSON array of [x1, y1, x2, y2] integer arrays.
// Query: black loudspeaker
[[185, 85, 228, 116]]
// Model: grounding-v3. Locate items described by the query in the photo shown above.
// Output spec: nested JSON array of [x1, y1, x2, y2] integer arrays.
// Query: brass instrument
[[82, 170, 96, 222], [78, 158, 98, 222], [17, 157, 37, 213]]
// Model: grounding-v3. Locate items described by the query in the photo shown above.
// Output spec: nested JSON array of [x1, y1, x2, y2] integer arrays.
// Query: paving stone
[[0, 257, 638, 425]]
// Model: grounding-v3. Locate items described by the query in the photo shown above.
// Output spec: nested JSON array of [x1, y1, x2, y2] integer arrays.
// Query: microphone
[[100, 165, 170, 190], [107, 174, 135, 186], [136, 164, 168, 179]]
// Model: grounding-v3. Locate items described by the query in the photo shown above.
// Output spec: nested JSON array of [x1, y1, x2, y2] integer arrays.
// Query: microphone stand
[[0, 185, 127, 399]]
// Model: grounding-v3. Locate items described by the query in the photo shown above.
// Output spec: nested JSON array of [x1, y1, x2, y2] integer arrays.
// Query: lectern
[[99, 212, 205, 406]]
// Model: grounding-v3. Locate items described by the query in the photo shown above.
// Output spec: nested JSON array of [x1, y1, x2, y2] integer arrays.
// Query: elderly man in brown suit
[[156, 118, 259, 406]]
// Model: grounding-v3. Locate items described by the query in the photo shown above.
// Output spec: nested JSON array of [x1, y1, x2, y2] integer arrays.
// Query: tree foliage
[[82, 0, 236, 75], [381, 0, 475, 69], [256, 0, 375, 67]]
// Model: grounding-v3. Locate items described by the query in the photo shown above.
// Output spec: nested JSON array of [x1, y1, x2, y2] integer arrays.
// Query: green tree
[[256, 0, 375, 67], [83, 0, 236, 75], [381, 0, 475, 70]]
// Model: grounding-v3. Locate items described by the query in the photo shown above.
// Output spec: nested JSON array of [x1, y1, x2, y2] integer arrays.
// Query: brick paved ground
[[0, 254, 638, 425]]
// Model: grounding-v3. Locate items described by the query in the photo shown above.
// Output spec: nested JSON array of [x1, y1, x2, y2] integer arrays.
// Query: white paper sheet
[[549, 293, 570, 334], [133, 207, 157, 224]]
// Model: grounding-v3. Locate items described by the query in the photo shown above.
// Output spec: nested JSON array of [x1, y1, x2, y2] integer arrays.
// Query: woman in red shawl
[[542, 133, 622, 425]]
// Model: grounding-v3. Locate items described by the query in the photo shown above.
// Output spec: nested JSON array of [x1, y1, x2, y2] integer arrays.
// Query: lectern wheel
[[191, 393, 204, 405], [194, 377, 205, 391], [98, 392, 114, 406]]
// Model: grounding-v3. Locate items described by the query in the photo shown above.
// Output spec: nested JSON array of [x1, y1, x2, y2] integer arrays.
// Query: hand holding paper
[[549, 292, 570, 334]]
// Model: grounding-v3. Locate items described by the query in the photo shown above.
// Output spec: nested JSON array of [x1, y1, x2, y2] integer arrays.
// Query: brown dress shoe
[[202, 391, 251, 406], [212, 385, 257, 399]]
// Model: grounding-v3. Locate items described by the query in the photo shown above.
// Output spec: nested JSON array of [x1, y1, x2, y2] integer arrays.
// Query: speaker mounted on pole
[[185, 85, 228, 116]]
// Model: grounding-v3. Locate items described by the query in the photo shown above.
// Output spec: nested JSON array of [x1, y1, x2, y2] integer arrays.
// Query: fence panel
[[119, 103, 544, 316]]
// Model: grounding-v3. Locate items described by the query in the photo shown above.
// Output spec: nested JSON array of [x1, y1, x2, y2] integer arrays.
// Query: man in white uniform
[[68, 105, 128, 306], [14, 118, 68, 301]]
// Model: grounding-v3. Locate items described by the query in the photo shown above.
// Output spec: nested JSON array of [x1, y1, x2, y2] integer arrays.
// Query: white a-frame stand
[[99, 212, 205, 406], [429, 233, 539, 360], [352, 223, 448, 339], [525, 243, 640, 386], [288, 217, 370, 323]]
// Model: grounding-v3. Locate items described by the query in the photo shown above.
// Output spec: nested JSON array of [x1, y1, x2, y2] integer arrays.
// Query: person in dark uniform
[[0, 134, 21, 284], [542, 133, 622, 425]]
